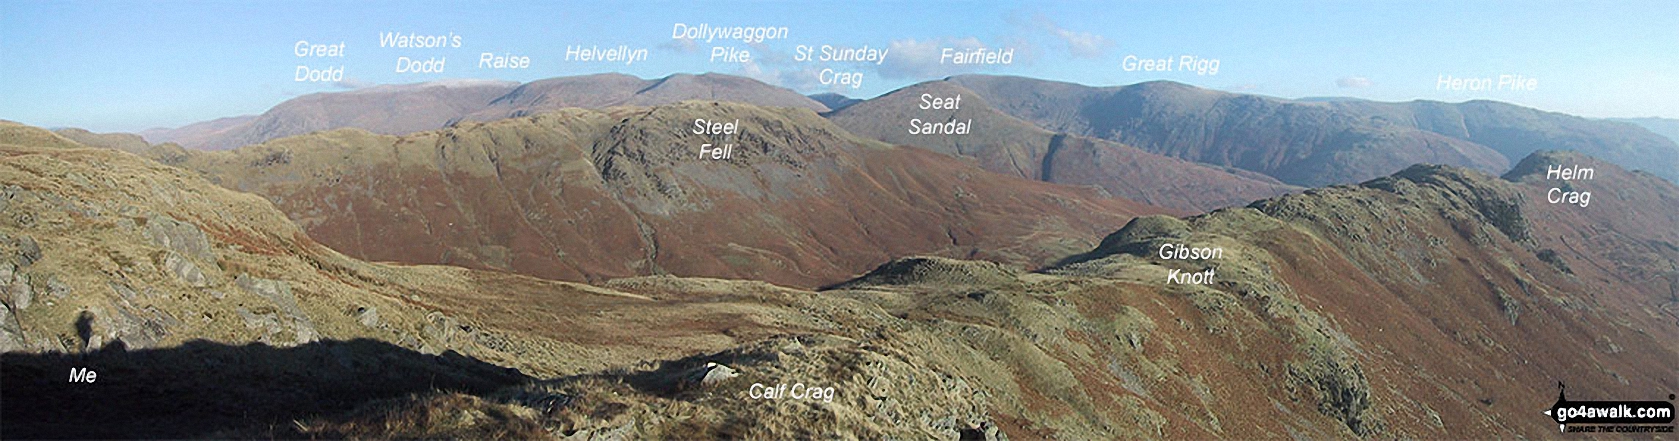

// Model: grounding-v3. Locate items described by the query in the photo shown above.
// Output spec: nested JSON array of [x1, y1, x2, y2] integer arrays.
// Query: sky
[[3, 0, 1677, 132]]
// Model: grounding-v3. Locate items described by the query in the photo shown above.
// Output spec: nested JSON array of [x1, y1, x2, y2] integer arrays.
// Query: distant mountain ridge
[[139, 115, 256, 148], [808, 92, 861, 111], [457, 73, 826, 124], [827, 79, 1297, 212], [1610, 117, 1679, 146], [146, 74, 827, 151], [141, 73, 1679, 188], [946, 75, 1679, 185]]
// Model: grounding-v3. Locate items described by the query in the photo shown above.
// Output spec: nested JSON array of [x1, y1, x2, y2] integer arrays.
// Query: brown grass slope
[[1, 121, 1019, 438], [148, 102, 1158, 288], [829, 79, 1298, 213], [54, 127, 194, 163], [1, 120, 1673, 440], [310, 152, 1673, 439], [0, 121, 697, 368], [0, 122, 733, 436], [1061, 154, 1677, 438]]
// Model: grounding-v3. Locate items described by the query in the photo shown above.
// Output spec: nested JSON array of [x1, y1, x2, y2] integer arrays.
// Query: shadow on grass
[[1, 338, 531, 439]]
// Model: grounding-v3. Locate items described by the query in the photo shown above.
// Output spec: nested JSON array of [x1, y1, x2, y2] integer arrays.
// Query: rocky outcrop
[[829, 255, 1021, 289], [0, 122, 602, 362]]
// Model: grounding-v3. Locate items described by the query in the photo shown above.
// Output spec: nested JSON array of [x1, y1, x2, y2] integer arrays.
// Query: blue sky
[[3, 0, 1676, 132]]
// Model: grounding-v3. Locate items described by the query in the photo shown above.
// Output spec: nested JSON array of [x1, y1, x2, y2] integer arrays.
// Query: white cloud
[[736, 59, 776, 84], [877, 37, 989, 79], [781, 66, 845, 93], [1011, 13, 1114, 59], [747, 42, 796, 67], [1052, 28, 1113, 58], [1337, 76, 1374, 88], [997, 35, 1041, 66], [733, 59, 843, 93]]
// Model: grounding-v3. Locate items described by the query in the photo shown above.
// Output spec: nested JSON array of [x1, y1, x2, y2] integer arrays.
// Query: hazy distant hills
[[457, 73, 828, 124], [183, 80, 519, 151], [150, 102, 1156, 288], [946, 76, 1508, 186], [138, 72, 1678, 188], [947, 75, 1679, 185], [1328, 100, 1679, 183], [828, 80, 1297, 212], [145, 74, 827, 151], [1610, 117, 1679, 145], [139, 115, 256, 149]]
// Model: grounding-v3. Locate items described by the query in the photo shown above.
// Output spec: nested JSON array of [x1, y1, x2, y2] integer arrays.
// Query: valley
[[3, 98, 1674, 437], [3, 4, 1676, 437]]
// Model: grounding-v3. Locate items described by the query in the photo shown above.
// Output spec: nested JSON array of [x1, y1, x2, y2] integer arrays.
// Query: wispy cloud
[[735, 60, 848, 94], [657, 38, 698, 54], [1010, 12, 1114, 59], [877, 37, 989, 79], [1336, 76, 1374, 88], [747, 42, 795, 67]]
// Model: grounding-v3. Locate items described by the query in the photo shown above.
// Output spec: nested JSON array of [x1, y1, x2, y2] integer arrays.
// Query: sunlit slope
[[153, 102, 1159, 288], [1, 121, 1672, 439], [829, 79, 1299, 212], [949, 75, 1679, 186]]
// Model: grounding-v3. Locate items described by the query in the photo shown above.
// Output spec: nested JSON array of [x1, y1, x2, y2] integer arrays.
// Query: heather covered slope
[[306, 154, 1671, 439], [151, 102, 1156, 288], [1501, 150, 1679, 327], [829, 80, 1297, 212]]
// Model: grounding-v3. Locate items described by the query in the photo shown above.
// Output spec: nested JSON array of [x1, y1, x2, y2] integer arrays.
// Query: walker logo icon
[[1542, 382, 1675, 434]]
